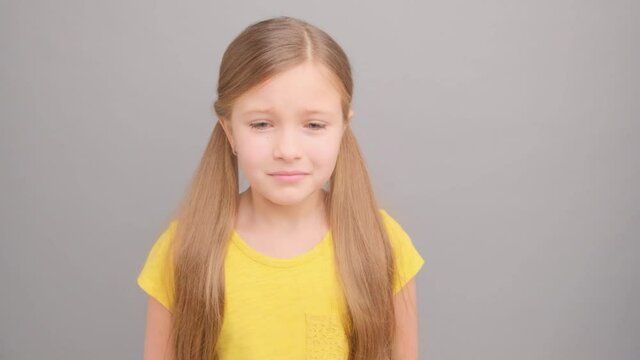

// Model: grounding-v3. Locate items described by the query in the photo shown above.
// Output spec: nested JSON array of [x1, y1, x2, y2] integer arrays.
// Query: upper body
[[138, 204, 424, 359], [139, 16, 425, 359]]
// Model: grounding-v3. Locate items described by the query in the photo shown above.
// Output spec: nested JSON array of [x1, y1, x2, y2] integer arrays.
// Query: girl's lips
[[269, 174, 307, 182], [269, 171, 309, 176]]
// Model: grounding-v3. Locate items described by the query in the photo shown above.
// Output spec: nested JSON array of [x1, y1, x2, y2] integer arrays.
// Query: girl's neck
[[236, 187, 328, 233]]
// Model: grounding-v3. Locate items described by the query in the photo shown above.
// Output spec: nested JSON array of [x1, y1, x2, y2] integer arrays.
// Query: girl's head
[[171, 16, 397, 360], [214, 16, 354, 205]]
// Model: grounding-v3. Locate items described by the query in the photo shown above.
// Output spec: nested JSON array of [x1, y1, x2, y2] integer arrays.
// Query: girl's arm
[[392, 278, 419, 360], [143, 296, 174, 360]]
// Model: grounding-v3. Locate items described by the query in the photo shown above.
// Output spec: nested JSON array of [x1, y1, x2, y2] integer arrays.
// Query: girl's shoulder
[[377, 208, 425, 294], [136, 220, 178, 310], [378, 208, 408, 238]]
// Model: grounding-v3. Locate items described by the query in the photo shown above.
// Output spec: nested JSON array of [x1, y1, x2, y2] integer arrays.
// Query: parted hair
[[168, 16, 399, 360]]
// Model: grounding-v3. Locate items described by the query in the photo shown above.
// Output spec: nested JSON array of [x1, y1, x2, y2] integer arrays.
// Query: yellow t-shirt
[[136, 208, 425, 359]]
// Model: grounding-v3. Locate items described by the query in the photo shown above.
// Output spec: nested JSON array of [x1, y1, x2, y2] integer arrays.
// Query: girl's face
[[220, 61, 353, 206]]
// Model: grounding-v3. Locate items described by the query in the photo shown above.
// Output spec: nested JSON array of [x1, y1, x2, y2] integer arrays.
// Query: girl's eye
[[249, 121, 326, 130], [249, 121, 271, 130], [307, 122, 326, 130]]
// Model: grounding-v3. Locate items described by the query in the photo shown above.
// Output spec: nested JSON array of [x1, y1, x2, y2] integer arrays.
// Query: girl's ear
[[218, 117, 235, 147], [344, 109, 354, 130]]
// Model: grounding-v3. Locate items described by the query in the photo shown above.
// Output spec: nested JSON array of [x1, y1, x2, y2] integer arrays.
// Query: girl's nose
[[273, 127, 301, 160]]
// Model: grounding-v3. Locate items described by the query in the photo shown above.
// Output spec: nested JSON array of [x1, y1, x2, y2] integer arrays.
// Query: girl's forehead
[[233, 63, 343, 115]]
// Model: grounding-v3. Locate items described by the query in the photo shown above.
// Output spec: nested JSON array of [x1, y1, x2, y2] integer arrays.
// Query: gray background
[[1, 0, 638, 359]]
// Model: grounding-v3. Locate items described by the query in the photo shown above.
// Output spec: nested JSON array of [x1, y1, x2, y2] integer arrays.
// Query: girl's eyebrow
[[241, 108, 274, 116], [241, 108, 334, 116]]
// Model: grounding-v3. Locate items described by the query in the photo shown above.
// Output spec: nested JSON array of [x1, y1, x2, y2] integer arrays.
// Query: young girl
[[137, 16, 425, 360]]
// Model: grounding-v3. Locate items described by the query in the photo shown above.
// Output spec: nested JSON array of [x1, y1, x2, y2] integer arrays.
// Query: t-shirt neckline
[[230, 229, 332, 268]]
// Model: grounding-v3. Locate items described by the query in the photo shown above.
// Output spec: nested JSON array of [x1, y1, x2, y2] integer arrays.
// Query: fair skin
[[143, 297, 174, 360], [219, 60, 350, 254], [219, 61, 351, 242], [393, 278, 419, 360], [143, 61, 418, 359]]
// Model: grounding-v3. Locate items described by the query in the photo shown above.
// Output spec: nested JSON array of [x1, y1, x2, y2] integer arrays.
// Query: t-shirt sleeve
[[379, 209, 425, 294], [136, 220, 178, 311]]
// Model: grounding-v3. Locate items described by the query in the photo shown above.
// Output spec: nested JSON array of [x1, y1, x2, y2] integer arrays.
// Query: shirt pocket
[[304, 312, 349, 360]]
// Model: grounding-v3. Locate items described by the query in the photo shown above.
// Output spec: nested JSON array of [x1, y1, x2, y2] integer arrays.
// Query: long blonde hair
[[168, 16, 398, 360]]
